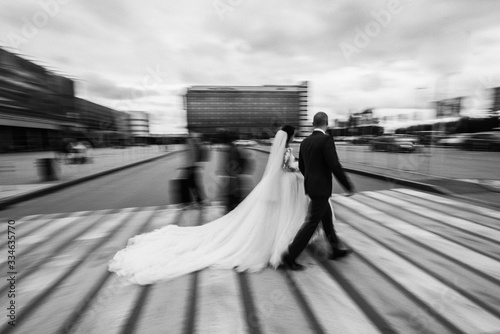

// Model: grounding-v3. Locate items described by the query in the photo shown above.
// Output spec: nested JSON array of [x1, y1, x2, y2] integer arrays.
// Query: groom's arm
[[323, 136, 353, 192]]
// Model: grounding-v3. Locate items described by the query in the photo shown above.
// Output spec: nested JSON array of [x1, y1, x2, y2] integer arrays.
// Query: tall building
[[0, 47, 77, 151], [0, 47, 132, 151], [184, 81, 308, 138]]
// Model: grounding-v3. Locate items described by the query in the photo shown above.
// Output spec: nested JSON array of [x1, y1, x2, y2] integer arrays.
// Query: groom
[[282, 112, 355, 270]]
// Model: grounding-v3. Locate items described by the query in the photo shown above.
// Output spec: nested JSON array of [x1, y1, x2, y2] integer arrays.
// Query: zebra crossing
[[1, 189, 499, 334]]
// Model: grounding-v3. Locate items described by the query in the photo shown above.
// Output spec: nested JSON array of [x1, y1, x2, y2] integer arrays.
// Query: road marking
[[195, 269, 247, 333], [394, 188, 500, 220], [338, 221, 500, 333], [333, 196, 500, 282]]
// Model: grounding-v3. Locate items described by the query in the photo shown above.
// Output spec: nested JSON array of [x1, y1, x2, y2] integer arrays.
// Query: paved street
[[1, 188, 499, 333]]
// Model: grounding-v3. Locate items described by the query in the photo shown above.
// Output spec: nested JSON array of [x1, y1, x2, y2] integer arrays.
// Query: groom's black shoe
[[280, 255, 305, 271], [328, 248, 352, 260]]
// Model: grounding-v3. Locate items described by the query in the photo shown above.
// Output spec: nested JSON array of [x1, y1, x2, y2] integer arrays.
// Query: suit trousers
[[287, 196, 339, 261]]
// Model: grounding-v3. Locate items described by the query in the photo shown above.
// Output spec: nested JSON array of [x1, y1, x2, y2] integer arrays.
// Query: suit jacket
[[299, 130, 353, 198]]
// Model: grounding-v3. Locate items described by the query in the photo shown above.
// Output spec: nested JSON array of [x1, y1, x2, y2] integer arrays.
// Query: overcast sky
[[2, 0, 500, 134]]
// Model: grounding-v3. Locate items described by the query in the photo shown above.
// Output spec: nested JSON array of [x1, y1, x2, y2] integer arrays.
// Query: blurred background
[[1, 0, 499, 192]]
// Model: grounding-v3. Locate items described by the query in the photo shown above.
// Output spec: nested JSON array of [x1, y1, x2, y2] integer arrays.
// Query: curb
[[342, 167, 452, 195], [0, 150, 183, 210]]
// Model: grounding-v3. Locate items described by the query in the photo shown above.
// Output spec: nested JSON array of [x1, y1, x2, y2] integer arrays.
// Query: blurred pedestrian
[[55, 138, 72, 163], [72, 141, 88, 164], [184, 133, 206, 206], [225, 135, 245, 212]]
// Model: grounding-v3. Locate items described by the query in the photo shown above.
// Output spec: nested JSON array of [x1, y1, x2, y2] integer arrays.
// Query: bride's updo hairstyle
[[281, 125, 295, 144]]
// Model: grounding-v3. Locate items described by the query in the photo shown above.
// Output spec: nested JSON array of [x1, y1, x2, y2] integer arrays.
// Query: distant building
[[128, 111, 150, 144], [492, 87, 500, 113], [184, 82, 308, 138], [436, 97, 463, 118], [0, 47, 131, 151], [0, 47, 77, 151], [331, 109, 382, 137], [74, 98, 130, 146]]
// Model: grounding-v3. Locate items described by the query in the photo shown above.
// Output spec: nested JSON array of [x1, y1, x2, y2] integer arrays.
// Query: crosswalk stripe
[[290, 253, 382, 334], [353, 192, 500, 269], [194, 269, 247, 333], [336, 221, 500, 333], [0, 213, 106, 283], [0, 214, 89, 268], [333, 195, 500, 283], [394, 188, 500, 220], [72, 275, 144, 334], [374, 189, 500, 232], [0, 213, 39, 232], [132, 275, 194, 334], [3, 211, 119, 276], [66, 209, 176, 334], [243, 268, 315, 333], [0, 209, 155, 334], [24, 213, 109, 244], [362, 191, 500, 246]]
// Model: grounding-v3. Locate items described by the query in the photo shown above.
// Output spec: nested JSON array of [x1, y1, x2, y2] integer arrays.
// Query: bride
[[108, 125, 309, 285]]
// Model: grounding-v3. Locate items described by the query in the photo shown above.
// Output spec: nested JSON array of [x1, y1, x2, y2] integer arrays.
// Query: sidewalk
[[0, 145, 184, 208]]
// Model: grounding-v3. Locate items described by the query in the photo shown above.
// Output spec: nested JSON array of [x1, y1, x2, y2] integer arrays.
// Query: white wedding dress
[[108, 130, 309, 285]]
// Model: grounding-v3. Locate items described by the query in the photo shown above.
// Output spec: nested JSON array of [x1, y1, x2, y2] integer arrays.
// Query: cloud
[[2, 0, 500, 133], [79, 73, 161, 101]]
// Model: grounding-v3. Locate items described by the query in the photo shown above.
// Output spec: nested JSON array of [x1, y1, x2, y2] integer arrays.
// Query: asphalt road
[[0, 148, 408, 219]]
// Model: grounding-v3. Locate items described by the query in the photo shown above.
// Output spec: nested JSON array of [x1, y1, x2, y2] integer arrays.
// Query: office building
[[0, 47, 131, 151], [184, 81, 308, 138]]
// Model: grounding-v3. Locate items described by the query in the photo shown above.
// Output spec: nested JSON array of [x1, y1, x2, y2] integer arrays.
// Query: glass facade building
[[184, 82, 309, 138], [0, 48, 131, 151]]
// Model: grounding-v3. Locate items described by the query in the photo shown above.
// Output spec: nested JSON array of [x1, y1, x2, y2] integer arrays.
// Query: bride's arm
[[282, 148, 299, 172]]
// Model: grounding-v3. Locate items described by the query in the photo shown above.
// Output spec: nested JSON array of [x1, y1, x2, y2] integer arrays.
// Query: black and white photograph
[[1, 0, 500, 333]]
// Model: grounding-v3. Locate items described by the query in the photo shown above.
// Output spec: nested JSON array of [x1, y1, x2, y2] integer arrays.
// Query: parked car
[[436, 133, 473, 147], [370, 135, 421, 153], [461, 132, 500, 151]]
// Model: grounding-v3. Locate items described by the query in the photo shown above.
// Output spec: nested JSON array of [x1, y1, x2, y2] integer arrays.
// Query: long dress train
[[108, 130, 309, 285]]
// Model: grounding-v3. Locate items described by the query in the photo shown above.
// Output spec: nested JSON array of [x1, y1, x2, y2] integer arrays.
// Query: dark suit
[[286, 130, 353, 261]]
